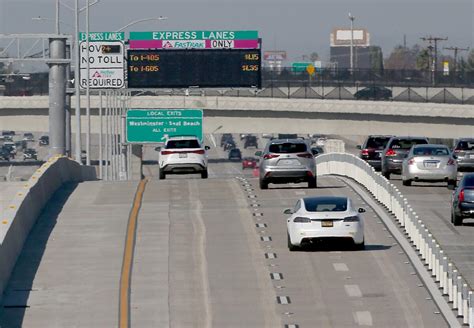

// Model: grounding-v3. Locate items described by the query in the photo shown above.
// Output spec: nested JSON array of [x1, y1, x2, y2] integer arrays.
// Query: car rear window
[[166, 140, 200, 149], [303, 197, 348, 212], [463, 176, 474, 187], [389, 138, 427, 149], [413, 147, 449, 156], [366, 137, 391, 149], [456, 141, 474, 151], [269, 143, 307, 153]]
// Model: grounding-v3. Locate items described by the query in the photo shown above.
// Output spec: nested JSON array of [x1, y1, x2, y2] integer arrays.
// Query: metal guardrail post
[[458, 276, 464, 316], [463, 284, 469, 324], [453, 270, 459, 309], [469, 291, 474, 328], [434, 244, 440, 280]]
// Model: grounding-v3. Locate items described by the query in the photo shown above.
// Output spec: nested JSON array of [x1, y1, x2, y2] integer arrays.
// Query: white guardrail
[[0, 156, 96, 302], [316, 153, 473, 327]]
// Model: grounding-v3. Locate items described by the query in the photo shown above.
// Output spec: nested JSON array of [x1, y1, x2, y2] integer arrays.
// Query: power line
[[443, 46, 469, 73], [420, 36, 448, 85]]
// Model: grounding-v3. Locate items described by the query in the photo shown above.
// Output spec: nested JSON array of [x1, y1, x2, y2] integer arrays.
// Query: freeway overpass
[[1, 95, 473, 138], [0, 134, 472, 327]]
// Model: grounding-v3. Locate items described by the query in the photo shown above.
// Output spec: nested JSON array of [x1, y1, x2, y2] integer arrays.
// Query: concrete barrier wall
[[0, 157, 96, 301]]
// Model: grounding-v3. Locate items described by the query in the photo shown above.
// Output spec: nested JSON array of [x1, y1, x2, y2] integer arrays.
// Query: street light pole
[[85, 0, 91, 166], [55, 0, 60, 34], [74, 0, 82, 163], [349, 13, 355, 73]]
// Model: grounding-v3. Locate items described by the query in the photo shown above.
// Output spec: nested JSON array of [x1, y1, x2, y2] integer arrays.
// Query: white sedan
[[286, 196, 365, 251]]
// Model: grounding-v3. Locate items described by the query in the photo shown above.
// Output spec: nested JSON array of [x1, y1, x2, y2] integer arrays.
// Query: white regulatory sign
[[79, 41, 124, 89]]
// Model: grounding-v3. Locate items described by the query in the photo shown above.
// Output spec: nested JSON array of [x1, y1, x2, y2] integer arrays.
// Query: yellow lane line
[[119, 178, 148, 328]]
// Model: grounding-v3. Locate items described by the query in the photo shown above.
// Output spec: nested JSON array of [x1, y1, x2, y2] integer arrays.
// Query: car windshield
[[390, 139, 427, 149], [456, 141, 474, 151], [413, 147, 449, 156], [366, 137, 391, 149], [166, 140, 200, 149], [230, 149, 240, 154], [303, 197, 348, 212], [463, 176, 474, 187], [269, 143, 307, 153]]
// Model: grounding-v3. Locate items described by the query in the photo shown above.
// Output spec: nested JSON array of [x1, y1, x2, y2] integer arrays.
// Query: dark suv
[[381, 136, 429, 179], [354, 86, 392, 100], [220, 133, 233, 147], [244, 136, 258, 148], [358, 135, 392, 171], [453, 138, 474, 171], [451, 173, 474, 225]]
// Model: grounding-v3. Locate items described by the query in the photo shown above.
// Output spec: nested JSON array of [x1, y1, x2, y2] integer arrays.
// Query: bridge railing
[[0, 157, 96, 301], [316, 153, 473, 327]]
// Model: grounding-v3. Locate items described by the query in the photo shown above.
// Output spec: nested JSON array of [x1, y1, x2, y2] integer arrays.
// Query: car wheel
[[447, 180, 457, 190], [354, 240, 365, 250], [288, 233, 298, 252], [308, 177, 317, 189], [201, 170, 208, 179], [402, 179, 412, 186], [259, 179, 268, 190], [159, 169, 166, 180], [452, 213, 463, 226]]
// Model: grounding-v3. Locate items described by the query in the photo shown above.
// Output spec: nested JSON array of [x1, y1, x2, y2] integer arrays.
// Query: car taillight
[[263, 154, 280, 160], [459, 189, 465, 203], [407, 158, 415, 165], [293, 217, 311, 223], [161, 150, 173, 155], [447, 158, 456, 166], [385, 149, 396, 157], [297, 153, 313, 158], [454, 148, 461, 153], [190, 149, 205, 154], [361, 149, 369, 156], [343, 216, 359, 222]]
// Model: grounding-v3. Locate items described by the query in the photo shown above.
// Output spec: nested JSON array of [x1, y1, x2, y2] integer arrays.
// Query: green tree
[[459, 49, 474, 72], [309, 52, 319, 62], [369, 46, 383, 71], [416, 48, 431, 70]]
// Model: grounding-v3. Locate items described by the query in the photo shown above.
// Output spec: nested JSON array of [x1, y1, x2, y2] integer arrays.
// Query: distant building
[[329, 28, 382, 70]]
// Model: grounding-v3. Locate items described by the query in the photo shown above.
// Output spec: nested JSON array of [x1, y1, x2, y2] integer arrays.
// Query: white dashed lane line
[[265, 253, 277, 259], [344, 284, 362, 297], [353, 311, 373, 326], [270, 273, 283, 280], [333, 263, 349, 272], [277, 296, 291, 304], [260, 236, 272, 242], [256, 223, 267, 228]]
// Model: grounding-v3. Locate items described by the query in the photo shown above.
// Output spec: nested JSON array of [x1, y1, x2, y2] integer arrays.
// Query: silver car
[[257, 139, 317, 189], [401, 144, 457, 189], [453, 138, 474, 171]]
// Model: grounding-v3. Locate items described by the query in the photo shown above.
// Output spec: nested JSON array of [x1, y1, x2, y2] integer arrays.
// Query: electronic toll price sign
[[127, 49, 261, 88]]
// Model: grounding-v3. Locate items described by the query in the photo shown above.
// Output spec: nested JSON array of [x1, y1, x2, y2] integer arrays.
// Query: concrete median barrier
[[0, 157, 96, 302]]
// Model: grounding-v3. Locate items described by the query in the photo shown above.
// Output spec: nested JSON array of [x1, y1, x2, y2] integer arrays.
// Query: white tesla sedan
[[286, 196, 365, 251]]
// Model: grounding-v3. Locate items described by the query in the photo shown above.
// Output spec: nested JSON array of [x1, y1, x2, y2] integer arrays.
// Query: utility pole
[[421, 36, 448, 86], [444, 46, 469, 73], [348, 13, 355, 74]]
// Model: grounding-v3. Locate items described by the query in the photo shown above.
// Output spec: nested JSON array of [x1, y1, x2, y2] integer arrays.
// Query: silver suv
[[257, 139, 317, 189]]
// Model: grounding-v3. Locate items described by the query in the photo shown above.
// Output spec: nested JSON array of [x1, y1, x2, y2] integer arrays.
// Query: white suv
[[158, 136, 209, 179]]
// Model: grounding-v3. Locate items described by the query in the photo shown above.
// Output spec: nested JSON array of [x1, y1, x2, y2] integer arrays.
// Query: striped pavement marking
[[265, 253, 277, 259], [344, 284, 362, 297], [333, 263, 349, 272], [270, 273, 283, 280], [277, 296, 291, 304], [261, 236, 272, 242], [353, 311, 373, 326], [256, 223, 267, 228]]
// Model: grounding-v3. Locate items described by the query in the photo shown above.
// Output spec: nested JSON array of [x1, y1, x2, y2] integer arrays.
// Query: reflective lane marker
[[277, 296, 291, 304], [119, 179, 148, 328], [251, 204, 260, 208], [294, 191, 306, 196], [265, 253, 277, 259], [353, 311, 373, 326], [256, 223, 267, 228], [333, 263, 349, 271], [270, 273, 283, 280], [261, 236, 272, 242], [248, 195, 257, 199], [285, 325, 299, 328], [344, 285, 362, 297], [253, 213, 263, 217]]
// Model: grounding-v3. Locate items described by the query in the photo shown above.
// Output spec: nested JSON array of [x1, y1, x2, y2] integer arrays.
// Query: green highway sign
[[126, 109, 203, 143], [292, 62, 312, 72], [79, 32, 125, 42], [130, 30, 258, 41]]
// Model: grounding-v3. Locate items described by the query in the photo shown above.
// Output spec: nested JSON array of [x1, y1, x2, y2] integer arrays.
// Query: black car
[[354, 86, 392, 100], [228, 148, 242, 161], [2, 130, 15, 136], [380, 136, 429, 179], [220, 133, 234, 147], [223, 139, 236, 151], [310, 146, 325, 157], [357, 135, 392, 171], [39, 135, 49, 146], [0, 148, 10, 161], [244, 136, 258, 149], [451, 173, 474, 226], [23, 148, 38, 160]]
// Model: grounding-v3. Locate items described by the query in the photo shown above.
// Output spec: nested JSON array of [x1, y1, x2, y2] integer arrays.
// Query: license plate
[[321, 220, 333, 227], [279, 159, 298, 166], [469, 154, 474, 159], [179, 153, 187, 158], [424, 162, 437, 168]]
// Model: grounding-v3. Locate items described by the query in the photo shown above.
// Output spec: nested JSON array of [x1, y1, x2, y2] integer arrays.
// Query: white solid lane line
[[344, 284, 362, 297], [333, 263, 349, 272]]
